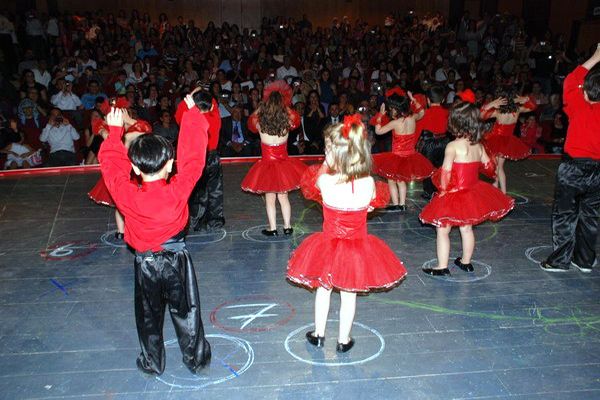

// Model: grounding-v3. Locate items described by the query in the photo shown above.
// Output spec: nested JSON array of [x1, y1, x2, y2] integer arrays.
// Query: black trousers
[[189, 150, 224, 229], [418, 132, 450, 196], [546, 156, 600, 268], [46, 150, 77, 167], [134, 236, 211, 375]]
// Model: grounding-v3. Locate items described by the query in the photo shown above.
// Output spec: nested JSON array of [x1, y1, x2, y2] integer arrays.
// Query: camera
[[279, 25, 284, 29], [540, 41, 546, 46], [214, 45, 220, 50], [251, 32, 256, 37], [357, 106, 367, 113]]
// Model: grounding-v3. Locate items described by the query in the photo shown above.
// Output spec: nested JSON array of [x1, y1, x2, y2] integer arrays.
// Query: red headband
[[385, 87, 406, 98], [457, 89, 476, 104], [263, 80, 293, 106], [341, 114, 365, 139], [99, 98, 110, 115], [115, 97, 131, 109]]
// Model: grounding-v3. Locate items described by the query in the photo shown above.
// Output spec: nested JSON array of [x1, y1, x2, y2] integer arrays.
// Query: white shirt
[[51, 92, 82, 111], [370, 70, 392, 83], [25, 18, 44, 37], [293, 117, 309, 145], [40, 123, 80, 153], [33, 68, 51, 88], [47, 18, 59, 36], [276, 65, 299, 81], [80, 59, 97, 70], [435, 68, 461, 82]]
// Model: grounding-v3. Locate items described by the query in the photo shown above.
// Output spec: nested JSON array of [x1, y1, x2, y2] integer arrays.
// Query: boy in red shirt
[[98, 90, 212, 375], [542, 44, 600, 273]]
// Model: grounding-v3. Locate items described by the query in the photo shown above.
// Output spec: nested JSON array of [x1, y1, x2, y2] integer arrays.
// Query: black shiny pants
[[546, 157, 600, 268], [189, 150, 225, 229], [134, 241, 211, 375], [419, 132, 450, 196]]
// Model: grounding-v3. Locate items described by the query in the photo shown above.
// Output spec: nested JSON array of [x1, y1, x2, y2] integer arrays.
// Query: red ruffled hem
[[88, 178, 115, 207], [419, 182, 515, 227], [241, 158, 307, 193], [372, 152, 434, 181], [287, 233, 407, 292], [483, 135, 531, 160]]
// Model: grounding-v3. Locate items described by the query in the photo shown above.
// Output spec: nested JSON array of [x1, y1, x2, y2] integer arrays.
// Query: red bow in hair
[[263, 80, 293, 106], [385, 87, 406, 98], [342, 114, 364, 139], [115, 97, 131, 109], [98, 98, 110, 115], [457, 89, 476, 104]]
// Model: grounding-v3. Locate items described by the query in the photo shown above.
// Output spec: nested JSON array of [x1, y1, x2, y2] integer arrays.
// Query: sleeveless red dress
[[372, 131, 434, 181], [241, 142, 307, 193], [419, 161, 514, 227], [483, 123, 531, 160]]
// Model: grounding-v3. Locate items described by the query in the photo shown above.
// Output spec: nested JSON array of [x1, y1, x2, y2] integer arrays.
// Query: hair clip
[[457, 89, 476, 104], [342, 114, 365, 139], [115, 96, 131, 109], [385, 87, 406, 98]]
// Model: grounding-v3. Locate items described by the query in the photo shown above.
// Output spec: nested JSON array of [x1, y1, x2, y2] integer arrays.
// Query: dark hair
[[257, 91, 290, 137], [448, 101, 484, 144], [427, 85, 446, 104], [128, 135, 174, 174], [584, 65, 600, 102], [386, 94, 410, 118], [495, 87, 519, 113], [191, 91, 213, 111]]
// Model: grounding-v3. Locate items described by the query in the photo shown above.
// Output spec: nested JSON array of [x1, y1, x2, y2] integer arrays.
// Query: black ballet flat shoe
[[385, 205, 401, 212], [398, 205, 407, 212], [283, 227, 294, 236], [422, 267, 451, 276], [454, 257, 474, 272], [261, 229, 278, 237], [336, 338, 355, 353], [305, 331, 325, 347], [114, 232, 124, 240]]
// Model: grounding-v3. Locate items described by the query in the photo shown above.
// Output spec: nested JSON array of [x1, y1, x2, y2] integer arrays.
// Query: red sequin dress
[[419, 161, 514, 227], [287, 165, 406, 292], [483, 123, 531, 160], [372, 131, 434, 181], [241, 142, 307, 193]]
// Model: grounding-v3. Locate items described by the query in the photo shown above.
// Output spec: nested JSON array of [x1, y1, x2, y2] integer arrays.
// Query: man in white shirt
[[51, 81, 83, 111], [41, 108, 80, 166], [32, 59, 51, 88], [276, 55, 299, 82], [435, 58, 462, 82]]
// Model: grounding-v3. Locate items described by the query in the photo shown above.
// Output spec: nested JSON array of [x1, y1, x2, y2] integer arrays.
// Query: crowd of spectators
[[0, 8, 590, 169]]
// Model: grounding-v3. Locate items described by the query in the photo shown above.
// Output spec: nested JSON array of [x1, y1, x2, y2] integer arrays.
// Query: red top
[[392, 132, 420, 156], [175, 98, 221, 151], [433, 161, 496, 192], [417, 105, 449, 136], [563, 65, 600, 159], [98, 107, 209, 252], [260, 142, 289, 161], [489, 123, 516, 136]]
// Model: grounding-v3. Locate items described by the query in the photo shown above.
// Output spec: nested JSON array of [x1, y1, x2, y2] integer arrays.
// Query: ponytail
[[324, 115, 372, 182]]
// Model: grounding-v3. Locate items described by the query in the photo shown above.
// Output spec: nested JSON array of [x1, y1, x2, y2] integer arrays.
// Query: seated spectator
[[51, 81, 83, 111], [325, 102, 341, 125], [288, 101, 308, 155], [1, 120, 40, 169], [40, 108, 80, 166], [19, 69, 47, 102], [32, 59, 51, 89], [17, 98, 46, 150], [80, 80, 107, 110], [219, 104, 255, 157], [435, 58, 461, 82], [153, 110, 179, 144], [114, 70, 128, 95], [304, 90, 325, 150], [277, 55, 299, 82], [519, 113, 543, 153]]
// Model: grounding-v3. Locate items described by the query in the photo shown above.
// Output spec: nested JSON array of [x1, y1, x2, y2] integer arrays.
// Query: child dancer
[[88, 98, 152, 239], [480, 90, 537, 193], [419, 101, 515, 275], [99, 91, 212, 375], [242, 81, 307, 236], [372, 89, 433, 211], [287, 115, 407, 352]]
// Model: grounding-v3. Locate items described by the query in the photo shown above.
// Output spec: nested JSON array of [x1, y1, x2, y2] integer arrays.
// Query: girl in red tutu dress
[[419, 101, 515, 275], [88, 98, 152, 239], [372, 89, 433, 211], [287, 116, 407, 352], [242, 81, 307, 236], [480, 89, 537, 193]]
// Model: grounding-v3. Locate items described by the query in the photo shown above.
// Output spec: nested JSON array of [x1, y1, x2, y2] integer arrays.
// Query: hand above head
[[184, 94, 195, 110], [379, 103, 386, 115], [106, 107, 124, 127]]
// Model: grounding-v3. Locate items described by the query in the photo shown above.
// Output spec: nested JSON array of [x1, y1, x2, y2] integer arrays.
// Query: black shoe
[[283, 227, 294, 236], [540, 261, 569, 272], [336, 338, 355, 353], [207, 218, 225, 229], [398, 205, 406, 212], [571, 261, 592, 274], [136, 358, 160, 377], [261, 229, 278, 237], [421, 192, 432, 200], [114, 232, 124, 240], [454, 257, 474, 272], [422, 267, 450, 276], [385, 205, 400, 211], [305, 331, 325, 347]]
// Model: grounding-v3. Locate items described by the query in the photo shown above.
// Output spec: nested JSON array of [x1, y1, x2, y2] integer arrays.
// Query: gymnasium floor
[[0, 159, 599, 400]]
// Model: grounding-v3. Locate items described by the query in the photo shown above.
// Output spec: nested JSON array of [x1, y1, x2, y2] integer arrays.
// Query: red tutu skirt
[[88, 177, 114, 207], [419, 181, 515, 227], [483, 134, 531, 160], [241, 158, 307, 193], [372, 152, 434, 181]]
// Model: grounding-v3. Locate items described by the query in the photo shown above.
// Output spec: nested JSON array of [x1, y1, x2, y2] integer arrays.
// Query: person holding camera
[[50, 81, 83, 111], [40, 108, 80, 166]]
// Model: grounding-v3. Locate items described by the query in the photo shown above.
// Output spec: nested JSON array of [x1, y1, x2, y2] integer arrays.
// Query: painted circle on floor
[[156, 334, 254, 389], [525, 245, 553, 264], [40, 241, 98, 261], [241, 225, 305, 243], [100, 230, 127, 248], [210, 295, 296, 333], [187, 228, 227, 245], [507, 192, 529, 205], [420, 258, 492, 282], [284, 321, 385, 366]]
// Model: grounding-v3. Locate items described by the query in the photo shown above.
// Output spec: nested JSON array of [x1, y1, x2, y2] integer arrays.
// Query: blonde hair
[[324, 121, 372, 182]]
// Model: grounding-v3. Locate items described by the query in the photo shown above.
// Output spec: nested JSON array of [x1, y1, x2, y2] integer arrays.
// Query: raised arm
[[564, 44, 600, 115], [480, 98, 507, 120], [374, 103, 396, 135]]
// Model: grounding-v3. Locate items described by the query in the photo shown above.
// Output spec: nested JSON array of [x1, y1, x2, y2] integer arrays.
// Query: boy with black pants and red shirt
[[542, 44, 600, 273], [99, 91, 212, 375]]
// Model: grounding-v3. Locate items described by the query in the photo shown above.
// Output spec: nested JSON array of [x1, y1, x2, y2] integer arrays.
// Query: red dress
[[483, 123, 531, 160], [372, 131, 434, 181], [241, 142, 307, 193], [419, 161, 514, 227]]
